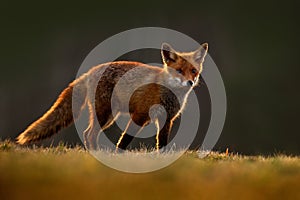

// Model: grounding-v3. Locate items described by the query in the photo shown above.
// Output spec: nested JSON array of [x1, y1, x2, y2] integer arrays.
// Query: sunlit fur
[[16, 43, 208, 150]]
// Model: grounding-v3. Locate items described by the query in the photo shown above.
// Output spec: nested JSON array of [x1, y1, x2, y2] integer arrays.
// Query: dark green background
[[0, 1, 299, 155]]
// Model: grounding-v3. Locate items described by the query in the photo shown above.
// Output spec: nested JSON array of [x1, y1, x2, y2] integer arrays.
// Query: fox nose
[[188, 80, 194, 86]]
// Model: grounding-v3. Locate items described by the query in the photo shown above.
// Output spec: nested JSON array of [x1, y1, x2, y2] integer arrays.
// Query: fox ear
[[161, 43, 178, 66], [194, 43, 208, 64]]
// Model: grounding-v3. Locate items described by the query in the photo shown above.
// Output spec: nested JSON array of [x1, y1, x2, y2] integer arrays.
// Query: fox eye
[[177, 69, 183, 74], [191, 68, 197, 74]]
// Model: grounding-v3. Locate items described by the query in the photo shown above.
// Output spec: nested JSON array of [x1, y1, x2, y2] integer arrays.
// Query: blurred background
[[0, 0, 299, 155]]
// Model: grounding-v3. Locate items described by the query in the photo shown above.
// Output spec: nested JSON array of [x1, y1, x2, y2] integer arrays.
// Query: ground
[[0, 140, 299, 200]]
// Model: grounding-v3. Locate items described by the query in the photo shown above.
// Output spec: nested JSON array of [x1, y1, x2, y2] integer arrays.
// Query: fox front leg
[[116, 118, 133, 151], [156, 119, 172, 150], [116, 118, 147, 151]]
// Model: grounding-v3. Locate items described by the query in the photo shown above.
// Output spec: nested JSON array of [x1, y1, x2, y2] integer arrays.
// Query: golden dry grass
[[0, 140, 300, 200]]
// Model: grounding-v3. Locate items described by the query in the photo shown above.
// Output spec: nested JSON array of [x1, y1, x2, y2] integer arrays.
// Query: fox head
[[161, 42, 208, 87]]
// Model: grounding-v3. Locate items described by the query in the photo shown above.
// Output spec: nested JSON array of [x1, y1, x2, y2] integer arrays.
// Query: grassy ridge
[[0, 140, 300, 200]]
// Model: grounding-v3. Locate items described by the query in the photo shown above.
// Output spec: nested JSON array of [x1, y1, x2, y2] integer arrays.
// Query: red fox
[[16, 42, 208, 150]]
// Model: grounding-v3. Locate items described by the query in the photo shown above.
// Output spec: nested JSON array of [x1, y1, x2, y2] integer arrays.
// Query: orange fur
[[16, 43, 208, 150]]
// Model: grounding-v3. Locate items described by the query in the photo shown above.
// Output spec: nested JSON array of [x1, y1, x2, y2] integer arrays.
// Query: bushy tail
[[16, 75, 88, 145]]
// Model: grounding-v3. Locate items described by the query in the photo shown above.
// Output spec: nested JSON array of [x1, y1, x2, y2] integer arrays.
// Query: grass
[[0, 140, 300, 200]]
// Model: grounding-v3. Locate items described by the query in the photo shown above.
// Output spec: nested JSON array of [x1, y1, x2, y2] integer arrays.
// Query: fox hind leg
[[83, 120, 100, 150], [84, 101, 120, 150]]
